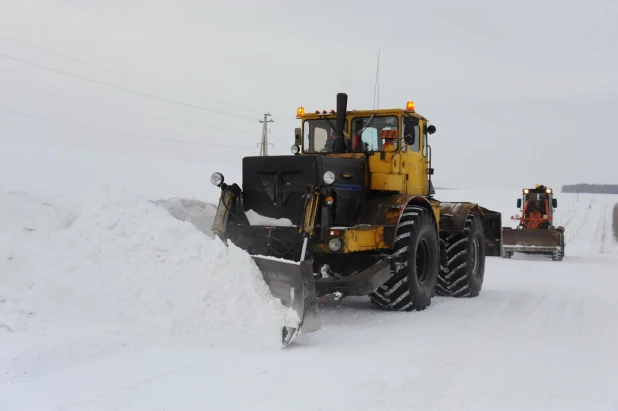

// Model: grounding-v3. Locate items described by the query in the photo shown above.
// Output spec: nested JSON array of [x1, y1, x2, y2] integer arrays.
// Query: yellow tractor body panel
[[314, 226, 387, 254], [368, 152, 405, 192], [340, 226, 389, 253], [401, 118, 430, 196]]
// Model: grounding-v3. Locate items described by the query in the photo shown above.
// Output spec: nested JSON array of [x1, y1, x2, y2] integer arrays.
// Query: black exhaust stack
[[332, 93, 348, 153]]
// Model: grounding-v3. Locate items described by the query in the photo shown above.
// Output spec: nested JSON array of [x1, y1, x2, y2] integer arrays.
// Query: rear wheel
[[369, 206, 439, 311], [436, 213, 485, 297]]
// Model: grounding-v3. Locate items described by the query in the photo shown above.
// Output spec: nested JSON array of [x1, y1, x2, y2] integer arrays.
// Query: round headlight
[[328, 238, 342, 252], [523, 189, 529, 194], [211, 172, 224, 186], [546, 188, 552, 194], [291, 145, 300, 155], [323, 171, 336, 185]]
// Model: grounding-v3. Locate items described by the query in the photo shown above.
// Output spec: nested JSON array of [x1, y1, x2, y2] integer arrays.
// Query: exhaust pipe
[[333, 93, 348, 153]]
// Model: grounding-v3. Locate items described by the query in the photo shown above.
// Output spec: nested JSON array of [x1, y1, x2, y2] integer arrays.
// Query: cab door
[[401, 116, 426, 195]]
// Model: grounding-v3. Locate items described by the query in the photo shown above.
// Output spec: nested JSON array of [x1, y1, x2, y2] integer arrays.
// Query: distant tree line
[[562, 184, 618, 194]]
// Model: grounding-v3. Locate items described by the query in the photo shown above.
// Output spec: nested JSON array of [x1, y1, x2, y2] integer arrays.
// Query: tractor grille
[[242, 156, 319, 224]]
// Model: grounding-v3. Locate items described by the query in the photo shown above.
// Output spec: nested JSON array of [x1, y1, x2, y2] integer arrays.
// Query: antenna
[[373, 48, 381, 109]]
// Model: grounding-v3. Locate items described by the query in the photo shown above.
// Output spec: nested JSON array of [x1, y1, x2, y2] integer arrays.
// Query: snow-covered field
[[1, 140, 618, 411]]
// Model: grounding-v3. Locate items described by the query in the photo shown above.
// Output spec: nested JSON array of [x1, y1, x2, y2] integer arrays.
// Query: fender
[[439, 202, 484, 233], [440, 202, 502, 257], [356, 195, 437, 248]]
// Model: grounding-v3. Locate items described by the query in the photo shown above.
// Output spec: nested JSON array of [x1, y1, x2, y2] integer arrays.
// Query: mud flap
[[251, 256, 320, 348], [502, 228, 563, 253]]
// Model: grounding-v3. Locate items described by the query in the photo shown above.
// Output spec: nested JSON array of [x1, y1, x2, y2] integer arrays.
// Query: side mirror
[[294, 128, 301, 146], [403, 117, 419, 145], [552, 198, 558, 208], [427, 124, 437, 134], [517, 199, 522, 208]]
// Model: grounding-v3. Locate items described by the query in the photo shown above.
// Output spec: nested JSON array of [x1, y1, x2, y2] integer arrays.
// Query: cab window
[[350, 115, 399, 152], [303, 119, 348, 153]]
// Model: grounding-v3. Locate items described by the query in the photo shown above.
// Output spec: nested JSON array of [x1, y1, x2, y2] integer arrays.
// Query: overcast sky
[[1, 0, 617, 190]]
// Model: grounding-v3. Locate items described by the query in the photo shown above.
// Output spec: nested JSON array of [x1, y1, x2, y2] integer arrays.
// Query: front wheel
[[436, 213, 485, 297], [552, 232, 565, 261], [369, 206, 439, 311]]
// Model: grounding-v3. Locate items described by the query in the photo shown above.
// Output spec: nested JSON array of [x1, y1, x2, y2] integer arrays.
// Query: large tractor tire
[[436, 213, 485, 298], [552, 231, 565, 262], [369, 205, 439, 311]]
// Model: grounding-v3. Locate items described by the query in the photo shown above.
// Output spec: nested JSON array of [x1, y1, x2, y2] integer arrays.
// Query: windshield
[[351, 115, 399, 152], [303, 119, 347, 153]]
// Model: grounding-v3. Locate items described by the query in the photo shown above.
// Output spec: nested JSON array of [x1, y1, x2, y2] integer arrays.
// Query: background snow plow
[[502, 185, 565, 261]]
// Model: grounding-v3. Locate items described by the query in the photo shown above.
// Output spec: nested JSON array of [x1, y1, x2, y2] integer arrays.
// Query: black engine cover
[[242, 155, 366, 225]]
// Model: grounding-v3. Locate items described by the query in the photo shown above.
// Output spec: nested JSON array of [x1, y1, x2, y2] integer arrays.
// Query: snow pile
[[154, 197, 218, 237], [0, 186, 295, 351], [0, 188, 75, 268]]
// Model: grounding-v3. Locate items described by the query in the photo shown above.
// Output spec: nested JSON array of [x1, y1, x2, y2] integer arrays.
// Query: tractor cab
[[292, 99, 436, 196]]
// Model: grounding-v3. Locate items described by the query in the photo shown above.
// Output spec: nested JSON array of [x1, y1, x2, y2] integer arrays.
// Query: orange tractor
[[502, 185, 565, 261]]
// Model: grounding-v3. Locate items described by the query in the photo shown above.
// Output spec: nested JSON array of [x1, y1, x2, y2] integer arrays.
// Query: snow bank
[[154, 197, 218, 237], [0, 187, 294, 354]]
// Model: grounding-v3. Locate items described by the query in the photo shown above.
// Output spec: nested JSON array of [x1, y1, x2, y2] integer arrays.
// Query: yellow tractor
[[211, 93, 502, 346]]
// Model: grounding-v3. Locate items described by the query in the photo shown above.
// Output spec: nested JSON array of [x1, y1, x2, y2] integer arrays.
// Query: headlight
[[523, 188, 529, 194], [328, 238, 342, 252], [545, 188, 552, 194], [210, 172, 224, 186], [323, 171, 336, 185], [291, 145, 300, 155]]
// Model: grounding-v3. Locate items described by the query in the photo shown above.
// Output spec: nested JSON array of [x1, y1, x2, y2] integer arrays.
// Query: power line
[[272, 121, 299, 130], [0, 53, 257, 122], [0, 80, 255, 134], [0, 108, 256, 149], [0, 33, 263, 114]]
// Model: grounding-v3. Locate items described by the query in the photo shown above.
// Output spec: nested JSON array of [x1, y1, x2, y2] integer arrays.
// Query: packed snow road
[[1, 142, 618, 410]]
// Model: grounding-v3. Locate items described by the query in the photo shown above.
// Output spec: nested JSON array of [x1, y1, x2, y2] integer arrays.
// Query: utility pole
[[258, 113, 274, 156]]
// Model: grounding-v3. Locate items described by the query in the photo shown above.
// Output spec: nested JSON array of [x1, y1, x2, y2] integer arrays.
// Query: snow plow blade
[[251, 256, 320, 348], [502, 227, 564, 253]]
